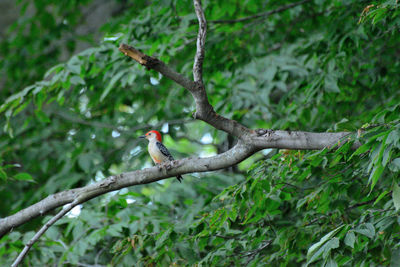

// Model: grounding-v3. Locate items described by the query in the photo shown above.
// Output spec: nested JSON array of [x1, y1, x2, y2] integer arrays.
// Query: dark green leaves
[[13, 172, 35, 182]]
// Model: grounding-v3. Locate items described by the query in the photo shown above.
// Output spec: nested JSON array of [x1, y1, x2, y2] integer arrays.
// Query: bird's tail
[[176, 175, 183, 183]]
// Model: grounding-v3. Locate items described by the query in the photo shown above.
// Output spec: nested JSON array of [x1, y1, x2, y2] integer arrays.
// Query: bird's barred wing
[[156, 142, 175, 161]]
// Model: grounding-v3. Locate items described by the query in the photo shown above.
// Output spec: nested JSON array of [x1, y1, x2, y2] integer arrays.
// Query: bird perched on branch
[[139, 130, 183, 182]]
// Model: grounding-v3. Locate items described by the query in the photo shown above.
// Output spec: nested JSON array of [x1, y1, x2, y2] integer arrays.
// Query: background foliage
[[1, 0, 399, 266]]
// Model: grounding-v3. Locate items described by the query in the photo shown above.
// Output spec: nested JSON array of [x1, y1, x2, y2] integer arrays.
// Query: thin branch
[[209, 0, 311, 24], [119, 44, 195, 90], [95, 248, 106, 265], [193, 0, 207, 84], [11, 200, 80, 267], [346, 192, 388, 211], [241, 240, 272, 266], [305, 193, 385, 226]]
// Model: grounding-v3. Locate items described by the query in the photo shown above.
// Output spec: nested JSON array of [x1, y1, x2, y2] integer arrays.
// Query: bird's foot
[[164, 162, 173, 170], [155, 163, 163, 171]]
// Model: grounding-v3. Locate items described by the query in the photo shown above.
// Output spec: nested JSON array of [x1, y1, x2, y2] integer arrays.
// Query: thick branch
[[209, 0, 311, 24], [0, 129, 359, 239], [0, 141, 256, 239], [0, 189, 80, 238], [251, 129, 356, 150], [193, 0, 207, 83]]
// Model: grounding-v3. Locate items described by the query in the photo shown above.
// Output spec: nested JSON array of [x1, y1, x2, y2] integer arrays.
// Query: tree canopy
[[0, 0, 400, 266]]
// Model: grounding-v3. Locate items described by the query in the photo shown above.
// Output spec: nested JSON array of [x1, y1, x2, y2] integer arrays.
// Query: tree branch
[[119, 43, 251, 139], [11, 200, 80, 267], [118, 46, 358, 150], [1, 128, 358, 241], [0, 141, 256, 239], [119, 44, 195, 90], [209, 0, 311, 24], [251, 129, 357, 150], [193, 0, 207, 84]]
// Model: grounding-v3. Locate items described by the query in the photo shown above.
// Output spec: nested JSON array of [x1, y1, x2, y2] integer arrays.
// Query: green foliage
[[1, 0, 400, 266], [188, 121, 400, 266]]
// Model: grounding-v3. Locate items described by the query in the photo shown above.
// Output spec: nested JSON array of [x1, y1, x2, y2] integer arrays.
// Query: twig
[[241, 240, 272, 266], [346, 193, 387, 211], [193, 0, 207, 84], [241, 240, 272, 257], [209, 0, 311, 24], [11, 199, 80, 267], [95, 248, 106, 265], [119, 44, 195, 92], [305, 194, 386, 227], [305, 214, 330, 226]]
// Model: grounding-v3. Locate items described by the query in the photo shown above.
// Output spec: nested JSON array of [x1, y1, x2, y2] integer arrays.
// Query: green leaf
[[386, 129, 400, 147], [350, 142, 370, 159], [323, 238, 339, 258], [391, 248, 400, 267], [374, 190, 389, 206], [307, 225, 344, 265], [14, 172, 35, 182], [392, 183, 400, 211], [324, 257, 338, 267], [324, 75, 340, 93], [100, 70, 127, 101], [344, 231, 355, 248], [44, 63, 64, 78], [354, 223, 375, 239], [308, 237, 340, 265], [389, 158, 400, 172], [35, 110, 51, 123], [369, 164, 384, 191], [156, 229, 172, 249], [70, 75, 85, 85], [0, 168, 7, 181]]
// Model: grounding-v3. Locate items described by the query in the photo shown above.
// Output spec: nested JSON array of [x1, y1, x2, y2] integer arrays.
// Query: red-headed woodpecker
[[139, 130, 183, 182]]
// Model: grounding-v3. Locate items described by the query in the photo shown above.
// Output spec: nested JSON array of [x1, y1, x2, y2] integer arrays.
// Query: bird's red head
[[145, 130, 162, 142]]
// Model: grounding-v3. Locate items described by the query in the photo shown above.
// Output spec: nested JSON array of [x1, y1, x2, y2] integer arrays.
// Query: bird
[[139, 130, 183, 182]]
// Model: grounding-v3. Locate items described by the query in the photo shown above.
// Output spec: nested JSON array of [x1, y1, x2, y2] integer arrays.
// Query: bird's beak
[[139, 135, 146, 139]]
